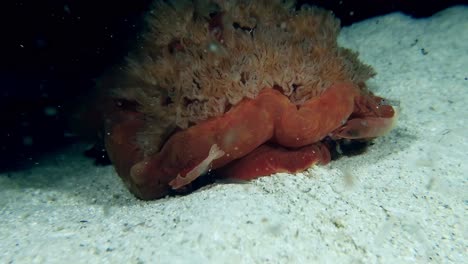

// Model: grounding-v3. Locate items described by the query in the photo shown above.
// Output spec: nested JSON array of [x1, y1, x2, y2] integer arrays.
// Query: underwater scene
[[1, 0, 466, 263]]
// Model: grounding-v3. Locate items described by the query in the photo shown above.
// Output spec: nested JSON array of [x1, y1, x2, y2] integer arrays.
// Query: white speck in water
[[208, 43, 218, 52], [64, 5, 71, 14], [44, 106, 58, 116], [23, 136, 33, 146], [63, 132, 76, 138]]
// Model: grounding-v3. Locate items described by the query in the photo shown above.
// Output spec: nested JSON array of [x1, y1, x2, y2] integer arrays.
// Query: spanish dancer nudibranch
[[95, 0, 397, 200]]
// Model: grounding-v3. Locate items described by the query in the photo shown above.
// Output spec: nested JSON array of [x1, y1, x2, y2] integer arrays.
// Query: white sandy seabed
[[1, 6, 467, 264]]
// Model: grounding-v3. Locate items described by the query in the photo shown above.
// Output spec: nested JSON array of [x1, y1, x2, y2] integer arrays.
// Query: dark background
[[1, 0, 466, 171]]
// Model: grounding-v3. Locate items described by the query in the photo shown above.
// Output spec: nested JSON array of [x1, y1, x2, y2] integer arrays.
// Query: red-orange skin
[[105, 83, 395, 200]]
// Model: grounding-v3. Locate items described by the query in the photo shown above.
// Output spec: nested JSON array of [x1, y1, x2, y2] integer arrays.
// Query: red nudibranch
[[91, 0, 396, 200]]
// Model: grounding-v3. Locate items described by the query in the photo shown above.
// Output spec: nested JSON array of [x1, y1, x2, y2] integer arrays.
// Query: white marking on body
[[170, 144, 225, 189]]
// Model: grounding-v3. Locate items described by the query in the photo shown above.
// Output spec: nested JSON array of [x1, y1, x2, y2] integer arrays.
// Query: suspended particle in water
[[23, 136, 33, 146], [44, 106, 58, 116]]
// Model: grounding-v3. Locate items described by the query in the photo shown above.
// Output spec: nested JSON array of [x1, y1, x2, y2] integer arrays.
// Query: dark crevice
[[168, 39, 183, 54], [272, 84, 284, 93], [208, 12, 224, 42], [232, 22, 256, 37], [161, 96, 173, 106]]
